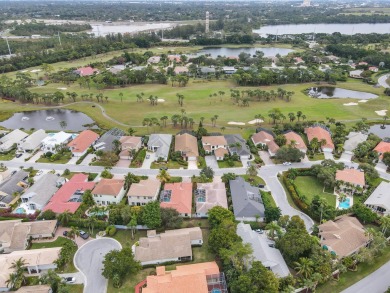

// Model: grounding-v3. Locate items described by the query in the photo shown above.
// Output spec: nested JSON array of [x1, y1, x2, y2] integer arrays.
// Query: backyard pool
[[338, 198, 351, 209], [14, 207, 26, 214]]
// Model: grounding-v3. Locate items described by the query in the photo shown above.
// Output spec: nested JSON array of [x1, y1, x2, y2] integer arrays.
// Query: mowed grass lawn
[[21, 78, 388, 136], [294, 176, 336, 207]]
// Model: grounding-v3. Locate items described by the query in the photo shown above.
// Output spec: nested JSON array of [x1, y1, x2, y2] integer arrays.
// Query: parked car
[[79, 230, 89, 240], [11, 170, 17, 175], [282, 162, 292, 166], [36, 170, 43, 176], [63, 277, 76, 283], [63, 231, 69, 237], [255, 229, 264, 234], [159, 166, 168, 170], [15, 153, 23, 158], [146, 154, 150, 159], [258, 184, 265, 188]]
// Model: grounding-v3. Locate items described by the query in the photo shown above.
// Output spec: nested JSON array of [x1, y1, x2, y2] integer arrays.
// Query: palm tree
[[157, 169, 171, 183], [58, 210, 72, 226], [119, 92, 123, 103], [246, 164, 258, 177], [297, 111, 303, 121], [68, 226, 80, 241], [380, 215, 390, 234], [6, 273, 18, 290], [294, 257, 314, 279], [127, 128, 136, 136], [265, 221, 281, 240]]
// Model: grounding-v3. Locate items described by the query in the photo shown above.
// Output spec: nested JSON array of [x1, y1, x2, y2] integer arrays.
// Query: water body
[[368, 124, 390, 139], [90, 23, 173, 36], [308, 87, 378, 100], [253, 23, 390, 37], [196, 47, 293, 58], [0, 109, 96, 131]]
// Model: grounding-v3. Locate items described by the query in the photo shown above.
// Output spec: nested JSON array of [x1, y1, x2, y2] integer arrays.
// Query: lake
[[0, 109, 96, 131], [308, 87, 378, 100], [368, 124, 390, 139], [194, 47, 294, 58], [90, 22, 173, 36], [253, 23, 390, 37]]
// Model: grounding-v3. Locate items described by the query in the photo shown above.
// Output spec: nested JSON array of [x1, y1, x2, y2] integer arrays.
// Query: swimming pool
[[211, 289, 221, 293], [338, 198, 351, 209], [14, 207, 26, 214]]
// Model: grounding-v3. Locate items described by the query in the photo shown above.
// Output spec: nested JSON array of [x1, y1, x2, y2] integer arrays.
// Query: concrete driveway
[[259, 151, 274, 166], [116, 159, 130, 168], [80, 154, 96, 166], [324, 152, 334, 160], [67, 156, 79, 165], [27, 151, 43, 163], [11, 153, 29, 163], [188, 160, 198, 170], [340, 152, 353, 162], [74, 238, 122, 293], [205, 156, 219, 169], [141, 152, 155, 169]]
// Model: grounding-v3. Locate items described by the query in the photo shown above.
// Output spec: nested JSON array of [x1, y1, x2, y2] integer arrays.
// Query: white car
[[36, 170, 43, 176], [282, 162, 292, 166]]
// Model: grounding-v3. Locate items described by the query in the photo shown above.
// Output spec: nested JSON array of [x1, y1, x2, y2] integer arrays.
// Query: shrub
[[38, 209, 56, 220], [106, 225, 117, 236]]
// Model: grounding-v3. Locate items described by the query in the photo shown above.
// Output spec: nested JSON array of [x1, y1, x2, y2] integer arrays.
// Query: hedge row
[[282, 173, 311, 215]]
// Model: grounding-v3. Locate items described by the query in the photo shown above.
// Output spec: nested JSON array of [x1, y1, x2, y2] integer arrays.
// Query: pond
[[253, 23, 390, 37], [0, 109, 97, 131], [368, 124, 390, 139], [308, 87, 378, 100], [195, 47, 294, 58]]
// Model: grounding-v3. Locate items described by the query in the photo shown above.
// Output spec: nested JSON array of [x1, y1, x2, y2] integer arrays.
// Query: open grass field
[[1, 77, 385, 137], [294, 176, 336, 207]]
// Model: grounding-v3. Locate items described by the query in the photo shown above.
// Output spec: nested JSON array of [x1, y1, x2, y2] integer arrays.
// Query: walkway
[[378, 74, 390, 89]]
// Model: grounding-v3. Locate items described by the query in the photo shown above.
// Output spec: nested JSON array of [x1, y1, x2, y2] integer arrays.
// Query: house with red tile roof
[[92, 178, 125, 206], [43, 174, 95, 214], [369, 66, 378, 72], [67, 130, 99, 157], [118, 136, 142, 160], [304, 126, 334, 152], [283, 131, 307, 154], [175, 133, 199, 161], [202, 136, 228, 161], [251, 130, 279, 156], [335, 169, 365, 195], [141, 261, 227, 293], [160, 182, 193, 217], [374, 141, 390, 160], [73, 66, 98, 77]]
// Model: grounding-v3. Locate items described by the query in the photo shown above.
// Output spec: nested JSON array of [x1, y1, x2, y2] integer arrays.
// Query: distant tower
[[205, 11, 210, 34]]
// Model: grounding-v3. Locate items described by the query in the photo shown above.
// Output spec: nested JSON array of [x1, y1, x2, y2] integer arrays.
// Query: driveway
[[339, 152, 353, 162], [80, 154, 96, 166], [11, 153, 29, 163], [259, 151, 274, 166], [378, 74, 389, 88], [376, 161, 387, 173], [188, 160, 198, 170], [324, 152, 334, 160], [116, 159, 130, 168], [74, 238, 122, 293], [205, 156, 219, 169], [27, 151, 43, 163], [67, 156, 79, 165], [141, 152, 155, 169]]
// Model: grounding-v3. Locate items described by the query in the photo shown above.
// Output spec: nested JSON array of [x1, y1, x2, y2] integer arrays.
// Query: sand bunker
[[30, 69, 41, 73], [248, 119, 264, 125], [375, 110, 388, 116], [358, 100, 368, 103], [57, 87, 67, 90], [343, 103, 358, 106], [157, 99, 165, 102], [228, 121, 245, 126]]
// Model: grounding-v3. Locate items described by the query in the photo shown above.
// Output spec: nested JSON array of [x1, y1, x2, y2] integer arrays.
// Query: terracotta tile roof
[[119, 136, 142, 149], [196, 182, 228, 215], [75, 66, 98, 76], [283, 131, 307, 151], [93, 178, 124, 196], [374, 141, 390, 158], [127, 179, 161, 198], [214, 148, 228, 158], [43, 174, 95, 214], [318, 216, 369, 258], [267, 140, 280, 154], [202, 136, 227, 146], [305, 126, 334, 150], [251, 131, 274, 145], [175, 133, 199, 158], [143, 261, 220, 293], [67, 130, 99, 154], [160, 182, 193, 214], [336, 169, 365, 186]]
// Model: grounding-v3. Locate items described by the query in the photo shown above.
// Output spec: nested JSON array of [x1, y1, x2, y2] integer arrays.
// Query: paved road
[[74, 238, 122, 293], [341, 260, 390, 293], [378, 74, 390, 88]]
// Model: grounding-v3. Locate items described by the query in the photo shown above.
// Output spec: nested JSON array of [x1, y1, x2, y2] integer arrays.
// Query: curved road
[[378, 74, 390, 89], [74, 238, 122, 293]]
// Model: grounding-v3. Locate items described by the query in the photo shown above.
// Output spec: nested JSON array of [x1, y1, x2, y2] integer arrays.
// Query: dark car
[[15, 153, 23, 158], [79, 230, 89, 240], [63, 231, 69, 237], [258, 184, 265, 188], [11, 170, 17, 176], [159, 166, 168, 170], [63, 277, 75, 283]]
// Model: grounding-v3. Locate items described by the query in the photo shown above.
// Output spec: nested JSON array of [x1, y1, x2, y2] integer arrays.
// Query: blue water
[[339, 198, 351, 209], [15, 207, 26, 214], [211, 290, 221, 293]]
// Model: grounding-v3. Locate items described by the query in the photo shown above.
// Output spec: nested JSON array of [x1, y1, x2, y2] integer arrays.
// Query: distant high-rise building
[[302, 0, 311, 7], [205, 11, 210, 34]]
